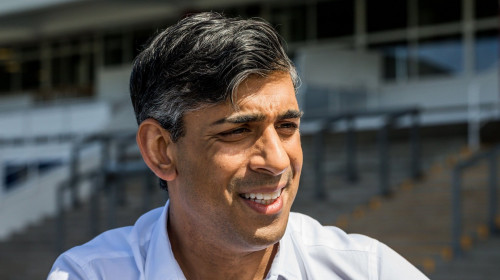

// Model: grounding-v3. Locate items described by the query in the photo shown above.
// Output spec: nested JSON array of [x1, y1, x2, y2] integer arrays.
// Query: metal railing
[[304, 107, 422, 198], [55, 131, 156, 252], [0, 134, 75, 196], [451, 144, 500, 256]]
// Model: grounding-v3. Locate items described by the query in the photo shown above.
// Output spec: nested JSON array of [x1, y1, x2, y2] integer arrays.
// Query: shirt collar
[[144, 200, 186, 280], [265, 216, 302, 280]]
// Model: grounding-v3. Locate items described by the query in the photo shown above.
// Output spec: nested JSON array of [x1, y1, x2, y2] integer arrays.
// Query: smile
[[240, 189, 282, 205]]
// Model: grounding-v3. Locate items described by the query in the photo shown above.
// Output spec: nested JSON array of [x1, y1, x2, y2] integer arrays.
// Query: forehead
[[232, 72, 297, 111]]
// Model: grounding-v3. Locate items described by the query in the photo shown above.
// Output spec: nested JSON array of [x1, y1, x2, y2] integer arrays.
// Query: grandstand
[[0, 0, 498, 279]]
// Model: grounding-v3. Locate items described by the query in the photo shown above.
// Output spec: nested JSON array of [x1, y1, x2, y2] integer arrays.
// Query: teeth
[[241, 189, 282, 205], [271, 191, 279, 199]]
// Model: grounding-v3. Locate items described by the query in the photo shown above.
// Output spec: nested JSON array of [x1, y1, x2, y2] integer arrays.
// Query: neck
[[167, 209, 278, 280]]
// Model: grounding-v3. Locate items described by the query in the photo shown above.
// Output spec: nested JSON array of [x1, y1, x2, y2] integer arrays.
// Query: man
[[49, 12, 428, 279]]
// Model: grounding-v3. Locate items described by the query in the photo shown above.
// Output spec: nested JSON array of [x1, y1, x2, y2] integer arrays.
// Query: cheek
[[211, 147, 250, 173], [195, 152, 249, 200], [286, 137, 303, 173]]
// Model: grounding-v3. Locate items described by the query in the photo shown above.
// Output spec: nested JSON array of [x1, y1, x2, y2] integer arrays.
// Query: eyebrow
[[278, 109, 303, 120], [211, 109, 303, 126]]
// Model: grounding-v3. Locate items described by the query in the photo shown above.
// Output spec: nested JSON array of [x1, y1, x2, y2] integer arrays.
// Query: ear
[[136, 119, 177, 181]]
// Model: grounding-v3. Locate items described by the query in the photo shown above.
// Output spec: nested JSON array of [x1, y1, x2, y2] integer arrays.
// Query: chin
[[248, 214, 289, 249]]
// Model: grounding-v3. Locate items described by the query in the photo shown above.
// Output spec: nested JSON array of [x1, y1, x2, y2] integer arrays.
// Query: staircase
[[0, 175, 167, 280], [293, 131, 468, 224], [336, 149, 500, 277]]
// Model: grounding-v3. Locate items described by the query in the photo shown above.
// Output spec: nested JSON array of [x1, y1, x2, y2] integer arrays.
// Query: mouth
[[239, 189, 282, 205], [238, 187, 285, 215]]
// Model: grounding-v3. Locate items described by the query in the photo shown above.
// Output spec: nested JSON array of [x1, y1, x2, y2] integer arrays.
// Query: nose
[[249, 126, 290, 176]]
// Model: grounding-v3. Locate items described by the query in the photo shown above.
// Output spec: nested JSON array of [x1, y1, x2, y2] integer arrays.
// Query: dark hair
[[130, 12, 298, 189]]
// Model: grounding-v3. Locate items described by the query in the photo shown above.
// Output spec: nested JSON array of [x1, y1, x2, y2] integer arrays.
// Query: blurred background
[[0, 0, 499, 279]]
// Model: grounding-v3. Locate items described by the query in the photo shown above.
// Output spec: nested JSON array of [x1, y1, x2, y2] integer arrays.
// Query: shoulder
[[283, 212, 429, 279], [49, 227, 134, 280], [48, 207, 164, 280], [287, 212, 376, 252]]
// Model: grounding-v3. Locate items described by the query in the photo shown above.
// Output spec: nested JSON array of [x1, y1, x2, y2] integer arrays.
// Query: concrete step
[[431, 236, 500, 280], [338, 154, 500, 276]]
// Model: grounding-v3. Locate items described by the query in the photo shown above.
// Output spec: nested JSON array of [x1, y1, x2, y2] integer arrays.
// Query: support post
[[116, 140, 127, 207], [488, 153, 498, 233], [313, 121, 327, 199], [378, 117, 391, 196], [69, 144, 80, 208], [56, 183, 66, 253], [451, 167, 463, 256], [89, 176, 101, 238], [345, 115, 358, 183], [107, 173, 117, 229], [410, 110, 422, 179]]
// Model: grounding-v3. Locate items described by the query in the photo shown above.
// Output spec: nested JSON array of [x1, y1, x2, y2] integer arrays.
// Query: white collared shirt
[[48, 200, 429, 279]]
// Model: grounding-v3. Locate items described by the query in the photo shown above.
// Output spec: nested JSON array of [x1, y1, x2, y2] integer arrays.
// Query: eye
[[278, 122, 298, 129], [221, 127, 250, 135], [276, 121, 299, 136], [218, 127, 251, 141]]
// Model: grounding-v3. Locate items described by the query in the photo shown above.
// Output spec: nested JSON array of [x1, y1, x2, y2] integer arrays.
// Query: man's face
[[168, 71, 303, 252]]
